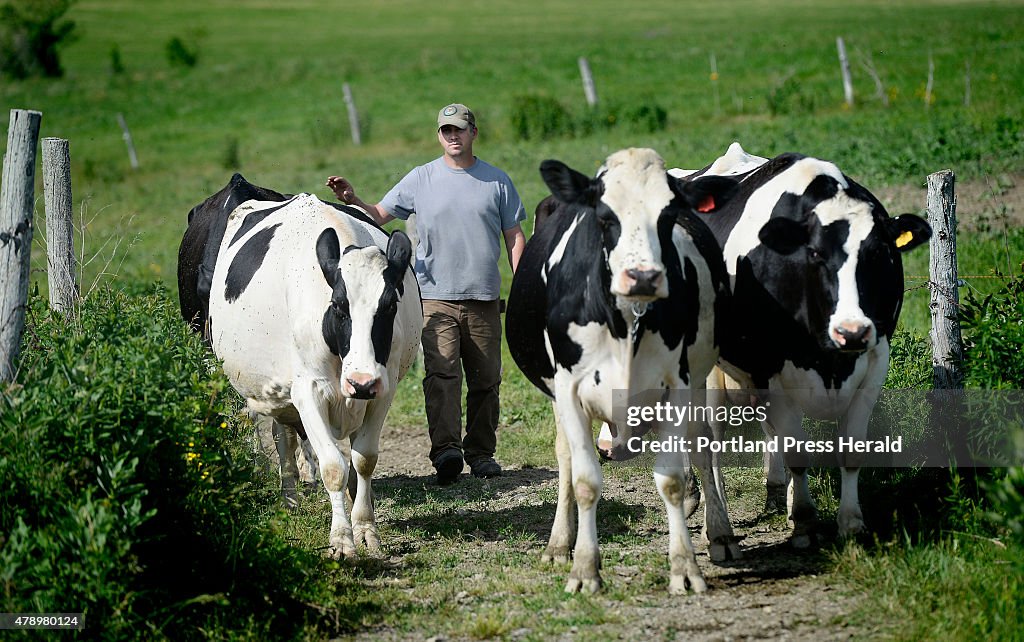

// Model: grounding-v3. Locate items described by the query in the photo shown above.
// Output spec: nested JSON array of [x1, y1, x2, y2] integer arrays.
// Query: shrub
[[0, 0, 77, 79], [885, 327, 931, 388], [509, 94, 573, 141], [0, 287, 359, 639], [960, 270, 1024, 389], [165, 35, 197, 68], [621, 102, 668, 133], [109, 43, 124, 75]]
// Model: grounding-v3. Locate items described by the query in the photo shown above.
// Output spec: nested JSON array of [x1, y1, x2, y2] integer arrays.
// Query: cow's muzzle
[[830, 321, 874, 352], [344, 374, 382, 399], [619, 267, 665, 299]]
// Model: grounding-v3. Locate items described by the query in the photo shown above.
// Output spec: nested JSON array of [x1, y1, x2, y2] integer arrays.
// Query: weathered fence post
[[836, 37, 854, 107], [1, 109, 42, 382], [927, 169, 964, 390], [925, 52, 935, 110], [116, 112, 139, 169], [709, 52, 721, 116], [578, 57, 598, 107], [342, 82, 362, 146], [42, 137, 78, 314], [963, 60, 971, 107]]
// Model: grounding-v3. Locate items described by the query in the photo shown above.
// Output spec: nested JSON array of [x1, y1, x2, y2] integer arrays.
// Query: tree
[[0, 0, 77, 80]]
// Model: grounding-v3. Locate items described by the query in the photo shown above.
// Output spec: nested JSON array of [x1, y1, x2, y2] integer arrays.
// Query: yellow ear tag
[[895, 231, 914, 248]]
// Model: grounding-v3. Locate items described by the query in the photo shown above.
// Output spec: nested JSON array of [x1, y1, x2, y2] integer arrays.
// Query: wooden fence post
[[709, 52, 721, 116], [116, 112, 140, 169], [925, 53, 935, 110], [963, 60, 971, 107], [42, 137, 78, 314], [836, 37, 854, 107], [1, 109, 42, 382], [342, 82, 362, 146], [927, 169, 964, 390], [578, 57, 598, 107]]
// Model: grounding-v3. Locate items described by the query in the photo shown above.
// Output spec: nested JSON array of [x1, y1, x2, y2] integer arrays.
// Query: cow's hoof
[[282, 493, 300, 511], [763, 484, 787, 515], [670, 572, 707, 595], [838, 511, 866, 540], [541, 546, 571, 565], [565, 574, 602, 594], [709, 540, 743, 563], [354, 524, 382, 554], [328, 530, 357, 559]]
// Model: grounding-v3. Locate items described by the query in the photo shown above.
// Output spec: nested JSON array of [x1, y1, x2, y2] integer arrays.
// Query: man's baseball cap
[[437, 103, 475, 130]]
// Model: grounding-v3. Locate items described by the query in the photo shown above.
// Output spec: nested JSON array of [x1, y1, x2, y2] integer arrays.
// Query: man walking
[[326, 103, 526, 484]]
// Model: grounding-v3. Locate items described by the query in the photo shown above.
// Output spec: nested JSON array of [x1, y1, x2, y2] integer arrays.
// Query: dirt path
[[351, 422, 871, 641]]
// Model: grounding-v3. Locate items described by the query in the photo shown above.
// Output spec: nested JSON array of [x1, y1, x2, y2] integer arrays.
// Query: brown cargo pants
[[421, 299, 502, 465]]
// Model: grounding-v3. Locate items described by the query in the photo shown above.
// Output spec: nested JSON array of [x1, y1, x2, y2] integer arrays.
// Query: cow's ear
[[385, 231, 412, 294], [886, 214, 931, 253], [758, 217, 809, 255], [540, 160, 594, 205], [674, 175, 737, 214], [316, 228, 341, 287]]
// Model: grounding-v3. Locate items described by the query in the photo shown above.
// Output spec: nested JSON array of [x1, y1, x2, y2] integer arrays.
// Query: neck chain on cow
[[630, 301, 651, 339]]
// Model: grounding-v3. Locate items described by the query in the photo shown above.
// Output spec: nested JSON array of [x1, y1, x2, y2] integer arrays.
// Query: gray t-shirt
[[380, 157, 526, 301]]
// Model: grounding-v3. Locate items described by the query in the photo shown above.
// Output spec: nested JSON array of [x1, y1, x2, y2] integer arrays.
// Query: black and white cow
[[177, 173, 290, 339], [506, 148, 738, 594], [199, 192, 421, 558], [681, 143, 931, 547]]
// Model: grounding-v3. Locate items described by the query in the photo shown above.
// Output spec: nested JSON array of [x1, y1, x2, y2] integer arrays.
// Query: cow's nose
[[345, 375, 380, 399], [625, 268, 664, 297], [833, 323, 872, 351]]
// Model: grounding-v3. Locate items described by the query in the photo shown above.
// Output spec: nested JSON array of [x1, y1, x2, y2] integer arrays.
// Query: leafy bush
[[961, 270, 1024, 389], [621, 102, 667, 133], [0, 288, 361, 639], [510, 94, 668, 141], [510, 94, 573, 141], [0, 0, 77, 79], [885, 327, 931, 388], [109, 44, 124, 75], [165, 35, 197, 68]]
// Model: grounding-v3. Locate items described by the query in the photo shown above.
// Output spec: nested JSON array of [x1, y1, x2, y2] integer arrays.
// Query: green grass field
[[3, 1, 1024, 639], [3, 0, 1023, 299]]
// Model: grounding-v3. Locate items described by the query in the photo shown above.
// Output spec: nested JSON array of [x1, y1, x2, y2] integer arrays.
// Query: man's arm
[[326, 175, 396, 226], [502, 224, 526, 274]]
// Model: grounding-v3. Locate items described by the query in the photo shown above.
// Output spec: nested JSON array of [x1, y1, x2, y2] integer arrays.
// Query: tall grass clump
[[0, 287, 375, 639], [836, 268, 1024, 639], [0, 0, 77, 79]]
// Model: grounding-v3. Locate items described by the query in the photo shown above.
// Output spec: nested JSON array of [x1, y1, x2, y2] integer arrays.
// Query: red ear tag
[[697, 195, 716, 213]]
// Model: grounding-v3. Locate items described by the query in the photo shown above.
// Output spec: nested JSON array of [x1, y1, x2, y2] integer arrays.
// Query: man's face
[[437, 124, 476, 157]]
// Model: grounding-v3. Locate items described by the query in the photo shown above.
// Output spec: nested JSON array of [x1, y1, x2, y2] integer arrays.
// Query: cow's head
[[316, 228, 412, 399], [540, 148, 734, 302], [755, 160, 930, 352]]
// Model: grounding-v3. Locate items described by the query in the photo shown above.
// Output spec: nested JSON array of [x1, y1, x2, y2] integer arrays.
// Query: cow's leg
[[836, 386, 880, 538], [297, 435, 320, 493], [552, 388, 602, 594], [542, 402, 576, 564], [272, 419, 301, 509], [292, 379, 355, 559], [765, 396, 818, 548], [596, 422, 614, 459], [703, 374, 729, 519], [786, 467, 817, 548], [349, 400, 389, 555], [693, 382, 740, 561], [689, 415, 741, 561], [654, 425, 708, 594], [763, 447, 788, 515]]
